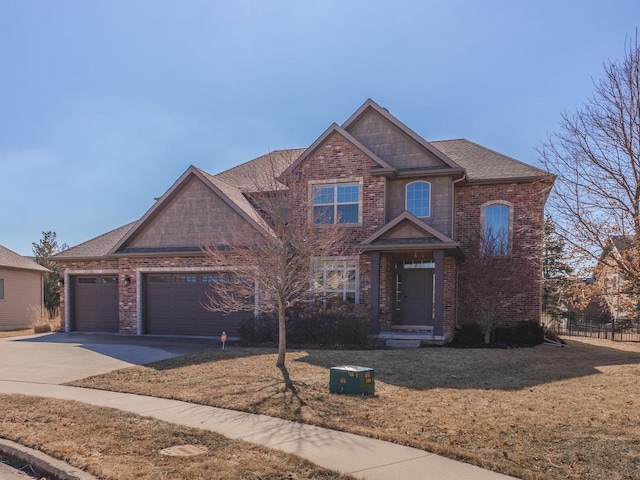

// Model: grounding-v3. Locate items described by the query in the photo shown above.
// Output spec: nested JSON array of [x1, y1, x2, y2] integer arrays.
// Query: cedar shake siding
[[52, 99, 552, 342]]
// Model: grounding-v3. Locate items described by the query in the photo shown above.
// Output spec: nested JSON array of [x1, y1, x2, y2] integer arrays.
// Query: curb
[[0, 438, 97, 480]]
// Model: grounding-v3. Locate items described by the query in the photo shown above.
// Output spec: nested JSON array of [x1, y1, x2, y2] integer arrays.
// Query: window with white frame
[[313, 259, 358, 303], [312, 182, 360, 225], [482, 202, 511, 255], [406, 181, 431, 218], [0, 278, 4, 300]]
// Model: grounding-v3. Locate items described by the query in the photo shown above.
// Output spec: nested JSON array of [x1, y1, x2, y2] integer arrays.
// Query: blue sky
[[1, 1, 638, 255]]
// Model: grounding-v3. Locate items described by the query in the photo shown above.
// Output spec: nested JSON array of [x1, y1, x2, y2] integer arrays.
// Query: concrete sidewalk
[[0, 380, 516, 480]]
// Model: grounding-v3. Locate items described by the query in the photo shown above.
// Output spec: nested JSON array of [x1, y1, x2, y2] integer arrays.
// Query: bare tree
[[202, 151, 353, 367], [539, 34, 640, 300], [460, 229, 533, 343]]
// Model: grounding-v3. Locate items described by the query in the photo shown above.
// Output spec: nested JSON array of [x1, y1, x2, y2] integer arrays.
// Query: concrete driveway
[[0, 332, 216, 384]]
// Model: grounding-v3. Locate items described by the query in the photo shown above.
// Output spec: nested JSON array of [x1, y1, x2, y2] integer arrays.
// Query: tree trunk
[[276, 302, 286, 367]]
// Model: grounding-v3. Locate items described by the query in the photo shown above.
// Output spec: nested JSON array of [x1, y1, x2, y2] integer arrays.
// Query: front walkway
[[0, 381, 515, 480]]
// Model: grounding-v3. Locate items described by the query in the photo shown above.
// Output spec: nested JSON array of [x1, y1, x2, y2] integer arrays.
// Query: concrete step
[[386, 338, 422, 349]]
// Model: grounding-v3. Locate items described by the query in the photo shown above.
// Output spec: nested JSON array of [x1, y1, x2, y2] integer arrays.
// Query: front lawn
[[0, 394, 353, 480], [70, 338, 640, 480]]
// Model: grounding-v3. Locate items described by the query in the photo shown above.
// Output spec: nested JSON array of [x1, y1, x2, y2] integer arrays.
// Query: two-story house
[[52, 99, 552, 342]]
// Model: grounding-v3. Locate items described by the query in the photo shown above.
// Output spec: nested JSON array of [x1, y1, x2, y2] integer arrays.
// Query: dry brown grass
[[0, 329, 34, 339], [0, 394, 353, 480], [70, 338, 640, 480]]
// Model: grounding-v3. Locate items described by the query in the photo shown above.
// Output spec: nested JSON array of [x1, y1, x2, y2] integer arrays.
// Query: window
[[313, 183, 360, 224], [406, 181, 431, 217], [175, 275, 197, 283], [78, 277, 97, 284], [483, 203, 511, 255], [0, 278, 4, 300], [313, 259, 358, 303], [148, 275, 171, 283]]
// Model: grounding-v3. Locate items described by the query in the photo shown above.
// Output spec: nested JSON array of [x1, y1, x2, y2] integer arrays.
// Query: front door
[[400, 268, 434, 325]]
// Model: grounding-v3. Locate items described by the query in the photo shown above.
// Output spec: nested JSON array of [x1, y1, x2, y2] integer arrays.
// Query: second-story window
[[406, 181, 431, 218], [482, 202, 511, 255], [313, 182, 360, 225]]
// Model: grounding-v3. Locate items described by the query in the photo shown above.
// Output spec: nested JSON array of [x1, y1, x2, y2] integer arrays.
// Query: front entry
[[399, 268, 434, 326]]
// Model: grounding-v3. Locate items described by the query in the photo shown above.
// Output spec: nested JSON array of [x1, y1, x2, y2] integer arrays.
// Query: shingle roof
[[53, 133, 547, 260], [215, 149, 306, 192], [431, 139, 547, 182], [52, 223, 136, 259], [0, 244, 50, 272], [197, 169, 274, 236]]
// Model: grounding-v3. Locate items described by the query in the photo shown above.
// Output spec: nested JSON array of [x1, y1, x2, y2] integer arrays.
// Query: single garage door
[[72, 275, 119, 332], [145, 273, 249, 336]]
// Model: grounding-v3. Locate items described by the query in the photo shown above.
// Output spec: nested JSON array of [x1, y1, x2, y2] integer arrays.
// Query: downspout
[[451, 174, 466, 330]]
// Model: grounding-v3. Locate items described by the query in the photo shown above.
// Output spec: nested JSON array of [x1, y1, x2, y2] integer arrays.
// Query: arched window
[[482, 202, 511, 255], [406, 181, 431, 218]]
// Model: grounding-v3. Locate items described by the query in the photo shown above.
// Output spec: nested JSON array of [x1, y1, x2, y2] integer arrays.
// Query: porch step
[[391, 325, 434, 334], [386, 338, 422, 349]]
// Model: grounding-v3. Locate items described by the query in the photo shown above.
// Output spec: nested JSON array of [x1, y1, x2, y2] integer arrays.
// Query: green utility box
[[329, 365, 375, 394]]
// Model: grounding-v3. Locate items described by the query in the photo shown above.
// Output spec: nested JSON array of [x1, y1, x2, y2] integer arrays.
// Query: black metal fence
[[543, 312, 640, 342]]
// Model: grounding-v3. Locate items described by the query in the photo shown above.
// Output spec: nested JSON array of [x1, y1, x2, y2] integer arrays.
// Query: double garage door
[[71, 273, 247, 336], [145, 273, 248, 336]]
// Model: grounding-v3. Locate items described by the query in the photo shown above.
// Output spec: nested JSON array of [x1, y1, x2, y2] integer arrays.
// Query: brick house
[[52, 99, 552, 342], [591, 236, 640, 321]]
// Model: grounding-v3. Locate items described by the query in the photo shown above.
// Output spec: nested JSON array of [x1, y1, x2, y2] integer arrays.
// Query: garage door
[[145, 273, 249, 336], [73, 276, 119, 332]]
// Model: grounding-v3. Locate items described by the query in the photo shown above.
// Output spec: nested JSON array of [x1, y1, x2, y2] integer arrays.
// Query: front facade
[[0, 245, 49, 330], [53, 100, 552, 341]]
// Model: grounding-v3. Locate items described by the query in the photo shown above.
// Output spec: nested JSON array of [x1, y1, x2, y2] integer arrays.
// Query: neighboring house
[[52, 99, 552, 341], [0, 244, 49, 330], [593, 235, 639, 320]]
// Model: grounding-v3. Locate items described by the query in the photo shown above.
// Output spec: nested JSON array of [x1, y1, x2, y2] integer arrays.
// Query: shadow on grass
[[293, 338, 640, 391]]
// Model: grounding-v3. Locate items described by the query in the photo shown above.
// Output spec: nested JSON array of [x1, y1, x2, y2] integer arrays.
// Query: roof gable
[[281, 123, 395, 177], [343, 99, 460, 171], [110, 166, 272, 255], [361, 212, 463, 257], [0, 245, 50, 272]]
